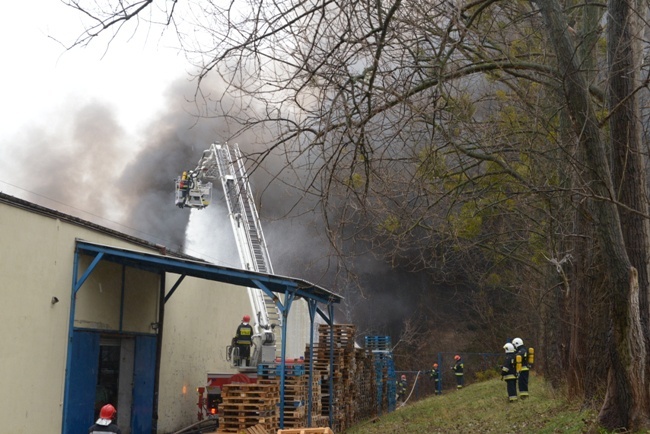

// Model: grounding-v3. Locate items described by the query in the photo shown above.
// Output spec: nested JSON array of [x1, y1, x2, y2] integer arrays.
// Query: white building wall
[[156, 276, 251, 433], [0, 197, 322, 434], [0, 202, 168, 433], [1, 207, 71, 434], [284, 300, 312, 359]]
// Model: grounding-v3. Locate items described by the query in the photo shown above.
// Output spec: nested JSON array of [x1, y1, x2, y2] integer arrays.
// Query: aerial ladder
[[175, 142, 283, 367]]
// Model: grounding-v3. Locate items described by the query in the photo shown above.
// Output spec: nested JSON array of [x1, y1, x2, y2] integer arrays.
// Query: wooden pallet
[[277, 428, 334, 434], [219, 382, 279, 433], [245, 425, 269, 434], [219, 419, 277, 433]]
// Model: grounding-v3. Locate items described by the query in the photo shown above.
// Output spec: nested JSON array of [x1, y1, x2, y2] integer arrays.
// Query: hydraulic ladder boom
[[186, 142, 282, 341]]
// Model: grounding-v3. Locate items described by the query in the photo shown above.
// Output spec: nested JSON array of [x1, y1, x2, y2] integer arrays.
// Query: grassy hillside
[[345, 373, 607, 434]]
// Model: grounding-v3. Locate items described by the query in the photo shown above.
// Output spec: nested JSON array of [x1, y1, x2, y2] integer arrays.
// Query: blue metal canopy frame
[[64, 239, 343, 430]]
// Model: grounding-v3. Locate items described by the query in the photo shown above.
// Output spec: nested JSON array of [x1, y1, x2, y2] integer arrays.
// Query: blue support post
[[62, 250, 103, 432], [307, 300, 317, 427], [328, 303, 335, 429], [278, 290, 295, 429]]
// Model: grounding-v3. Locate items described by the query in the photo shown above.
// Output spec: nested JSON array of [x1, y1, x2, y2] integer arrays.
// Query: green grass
[[345, 374, 607, 434]]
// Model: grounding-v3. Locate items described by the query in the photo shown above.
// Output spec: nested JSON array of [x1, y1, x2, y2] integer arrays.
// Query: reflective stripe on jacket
[[502, 353, 517, 379]]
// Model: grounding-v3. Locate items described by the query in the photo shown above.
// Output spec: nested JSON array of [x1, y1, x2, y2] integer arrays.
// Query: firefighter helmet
[[512, 337, 524, 348], [99, 404, 116, 419], [454, 355, 461, 361], [401, 374, 406, 380], [243, 315, 251, 323], [503, 343, 515, 353]]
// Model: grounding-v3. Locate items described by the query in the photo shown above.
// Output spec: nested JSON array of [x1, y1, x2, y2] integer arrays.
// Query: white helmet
[[503, 343, 515, 353], [512, 337, 524, 348]]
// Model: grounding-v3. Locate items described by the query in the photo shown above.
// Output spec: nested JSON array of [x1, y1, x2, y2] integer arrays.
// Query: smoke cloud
[[0, 71, 435, 344]]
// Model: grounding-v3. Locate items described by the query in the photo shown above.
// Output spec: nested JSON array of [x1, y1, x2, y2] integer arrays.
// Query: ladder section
[[213, 143, 283, 340]]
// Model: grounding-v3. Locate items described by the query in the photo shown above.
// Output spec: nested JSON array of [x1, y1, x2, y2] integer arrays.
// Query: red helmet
[[454, 355, 461, 361], [99, 404, 116, 419], [243, 315, 251, 322], [401, 374, 406, 380]]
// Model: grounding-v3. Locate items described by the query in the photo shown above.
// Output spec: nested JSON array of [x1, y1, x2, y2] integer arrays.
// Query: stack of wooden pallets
[[218, 383, 279, 433], [309, 372, 322, 419], [281, 364, 308, 428], [304, 324, 357, 433], [349, 347, 377, 425], [257, 360, 313, 429]]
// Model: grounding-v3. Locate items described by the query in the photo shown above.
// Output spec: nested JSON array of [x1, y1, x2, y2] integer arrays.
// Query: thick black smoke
[[113, 79, 223, 250]]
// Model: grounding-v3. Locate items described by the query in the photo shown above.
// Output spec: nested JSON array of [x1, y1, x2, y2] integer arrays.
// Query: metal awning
[[71, 239, 342, 429], [75, 239, 342, 305]]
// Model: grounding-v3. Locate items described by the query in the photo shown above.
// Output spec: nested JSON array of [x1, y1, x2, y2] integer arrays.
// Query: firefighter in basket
[[233, 315, 254, 367]]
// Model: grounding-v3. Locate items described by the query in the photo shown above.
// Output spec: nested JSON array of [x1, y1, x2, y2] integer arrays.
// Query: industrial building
[[0, 192, 341, 433]]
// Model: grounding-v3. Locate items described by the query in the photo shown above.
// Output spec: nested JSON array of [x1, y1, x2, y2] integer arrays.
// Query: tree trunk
[[569, 206, 609, 403], [534, 0, 649, 429], [603, 0, 650, 427]]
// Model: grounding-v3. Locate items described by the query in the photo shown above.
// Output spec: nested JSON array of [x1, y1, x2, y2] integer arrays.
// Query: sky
[[1, 2, 186, 139], [0, 2, 210, 255]]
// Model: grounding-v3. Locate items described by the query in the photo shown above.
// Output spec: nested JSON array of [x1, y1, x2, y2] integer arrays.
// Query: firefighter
[[88, 403, 121, 434], [501, 343, 518, 402], [451, 355, 464, 389], [513, 337, 531, 398], [180, 171, 191, 195], [396, 374, 408, 403], [429, 363, 441, 395], [234, 315, 254, 366]]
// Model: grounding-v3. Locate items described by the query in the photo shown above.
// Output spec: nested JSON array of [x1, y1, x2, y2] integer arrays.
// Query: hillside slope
[[345, 374, 605, 434]]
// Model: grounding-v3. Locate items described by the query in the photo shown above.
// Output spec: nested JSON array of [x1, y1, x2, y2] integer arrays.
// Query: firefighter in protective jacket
[[451, 355, 464, 389], [502, 343, 518, 402], [397, 374, 408, 403], [234, 315, 254, 366], [429, 363, 441, 395], [513, 337, 531, 398]]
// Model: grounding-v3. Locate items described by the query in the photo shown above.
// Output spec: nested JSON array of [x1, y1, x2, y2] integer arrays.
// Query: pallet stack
[[213, 330, 395, 434], [257, 360, 313, 429], [303, 324, 357, 433], [281, 362, 309, 428], [352, 347, 377, 423], [308, 372, 323, 422], [218, 383, 279, 433]]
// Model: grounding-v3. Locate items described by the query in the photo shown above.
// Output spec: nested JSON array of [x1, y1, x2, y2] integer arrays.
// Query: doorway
[[63, 331, 156, 434], [95, 338, 134, 434]]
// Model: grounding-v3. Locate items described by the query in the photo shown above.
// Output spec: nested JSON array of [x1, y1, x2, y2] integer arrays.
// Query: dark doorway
[[64, 332, 154, 434], [95, 339, 120, 417], [95, 337, 135, 434]]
